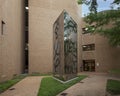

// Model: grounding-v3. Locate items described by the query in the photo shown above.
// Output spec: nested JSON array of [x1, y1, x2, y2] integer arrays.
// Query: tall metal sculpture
[[53, 10, 77, 81]]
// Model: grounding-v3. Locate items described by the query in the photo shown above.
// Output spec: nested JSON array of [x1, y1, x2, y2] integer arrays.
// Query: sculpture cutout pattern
[[53, 10, 77, 81]]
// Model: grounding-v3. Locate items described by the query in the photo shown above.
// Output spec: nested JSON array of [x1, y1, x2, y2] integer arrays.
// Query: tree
[[78, 0, 120, 46]]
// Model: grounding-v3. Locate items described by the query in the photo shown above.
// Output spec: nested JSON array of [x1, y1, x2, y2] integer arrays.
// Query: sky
[[82, 0, 115, 17]]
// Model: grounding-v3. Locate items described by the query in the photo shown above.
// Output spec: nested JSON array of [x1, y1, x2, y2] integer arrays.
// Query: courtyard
[[0, 0, 120, 96], [0, 72, 120, 96]]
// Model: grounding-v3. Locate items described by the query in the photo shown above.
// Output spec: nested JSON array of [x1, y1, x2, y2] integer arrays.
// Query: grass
[[0, 75, 26, 93], [38, 75, 87, 96], [29, 73, 52, 76], [109, 69, 120, 74], [0, 73, 51, 94], [107, 79, 120, 95]]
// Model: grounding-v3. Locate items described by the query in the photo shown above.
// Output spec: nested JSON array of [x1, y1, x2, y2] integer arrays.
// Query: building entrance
[[83, 60, 95, 72]]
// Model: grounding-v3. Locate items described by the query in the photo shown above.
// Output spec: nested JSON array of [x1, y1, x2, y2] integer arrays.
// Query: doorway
[[83, 60, 95, 72]]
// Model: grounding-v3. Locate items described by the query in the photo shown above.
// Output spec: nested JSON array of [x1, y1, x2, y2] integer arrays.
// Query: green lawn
[[0, 75, 26, 93], [0, 73, 53, 94], [29, 73, 52, 76], [38, 75, 87, 96], [107, 79, 120, 95], [110, 69, 120, 74]]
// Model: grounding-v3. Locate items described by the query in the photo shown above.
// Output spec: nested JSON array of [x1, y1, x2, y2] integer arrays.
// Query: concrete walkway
[[0, 76, 43, 96], [57, 73, 109, 96], [0, 73, 119, 96]]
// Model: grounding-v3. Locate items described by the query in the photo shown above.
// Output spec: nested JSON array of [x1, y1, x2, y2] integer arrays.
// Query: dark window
[[25, 0, 28, 7], [1, 21, 5, 35], [83, 60, 95, 72], [82, 44, 95, 51], [82, 27, 89, 34], [82, 25, 95, 34], [25, 11, 28, 26]]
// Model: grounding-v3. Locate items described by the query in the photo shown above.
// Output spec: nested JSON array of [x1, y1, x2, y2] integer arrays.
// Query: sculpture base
[[53, 74, 78, 83]]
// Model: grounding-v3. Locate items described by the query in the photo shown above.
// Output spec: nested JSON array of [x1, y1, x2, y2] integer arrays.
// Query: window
[[82, 25, 95, 34], [25, 0, 28, 7], [83, 60, 95, 72], [1, 20, 5, 35], [82, 44, 95, 51], [82, 27, 89, 34]]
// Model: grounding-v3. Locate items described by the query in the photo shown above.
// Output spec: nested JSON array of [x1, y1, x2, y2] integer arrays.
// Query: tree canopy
[[78, 0, 120, 46]]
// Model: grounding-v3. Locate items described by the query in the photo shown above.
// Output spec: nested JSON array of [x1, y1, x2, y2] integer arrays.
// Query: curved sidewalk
[[0, 76, 43, 96], [57, 73, 109, 96]]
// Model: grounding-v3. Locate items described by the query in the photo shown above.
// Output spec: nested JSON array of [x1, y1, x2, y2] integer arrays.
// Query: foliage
[[78, 0, 120, 46], [107, 79, 120, 95], [38, 75, 87, 96]]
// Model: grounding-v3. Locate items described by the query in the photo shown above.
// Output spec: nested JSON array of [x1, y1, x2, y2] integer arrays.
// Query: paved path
[[0, 73, 119, 96], [57, 73, 108, 96], [0, 76, 43, 96]]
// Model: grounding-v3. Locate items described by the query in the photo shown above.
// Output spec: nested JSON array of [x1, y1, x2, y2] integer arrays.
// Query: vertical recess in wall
[[1, 21, 5, 35], [24, 0, 29, 73]]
